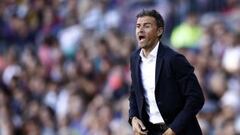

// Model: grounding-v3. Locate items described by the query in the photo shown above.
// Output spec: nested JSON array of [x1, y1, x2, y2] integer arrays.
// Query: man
[[128, 9, 204, 135]]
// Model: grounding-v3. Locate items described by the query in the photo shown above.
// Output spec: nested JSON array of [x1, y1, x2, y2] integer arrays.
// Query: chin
[[139, 44, 145, 48], [138, 43, 146, 48]]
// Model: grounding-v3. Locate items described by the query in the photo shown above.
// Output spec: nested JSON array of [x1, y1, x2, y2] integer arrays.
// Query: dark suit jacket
[[129, 42, 205, 135]]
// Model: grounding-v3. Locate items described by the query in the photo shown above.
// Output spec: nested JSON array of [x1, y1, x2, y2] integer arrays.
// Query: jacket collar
[[134, 42, 165, 88]]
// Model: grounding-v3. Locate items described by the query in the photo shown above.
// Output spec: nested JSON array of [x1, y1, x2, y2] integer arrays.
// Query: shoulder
[[160, 44, 192, 69], [130, 48, 141, 60], [160, 43, 180, 60]]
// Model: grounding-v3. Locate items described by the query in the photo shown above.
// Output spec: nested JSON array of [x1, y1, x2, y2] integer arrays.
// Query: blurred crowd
[[0, 0, 240, 135]]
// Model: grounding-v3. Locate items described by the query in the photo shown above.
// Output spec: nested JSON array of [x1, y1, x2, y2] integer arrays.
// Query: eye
[[144, 25, 151, 28]]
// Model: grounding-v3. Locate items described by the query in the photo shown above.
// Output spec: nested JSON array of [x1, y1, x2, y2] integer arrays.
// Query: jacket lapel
[[134, 51, 144, 114], [134, 52, 144, 96], [155, 43, 165, 86]]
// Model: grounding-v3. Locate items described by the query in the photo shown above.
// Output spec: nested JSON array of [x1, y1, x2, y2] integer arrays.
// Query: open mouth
[[138, 35, 145, 41]]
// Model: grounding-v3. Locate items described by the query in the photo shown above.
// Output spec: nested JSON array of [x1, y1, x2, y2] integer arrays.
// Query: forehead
[[136, 16, 156, 24]]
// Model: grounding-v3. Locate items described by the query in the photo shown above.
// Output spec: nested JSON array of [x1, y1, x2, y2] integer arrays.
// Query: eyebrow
[[136, 22, 152, 26]]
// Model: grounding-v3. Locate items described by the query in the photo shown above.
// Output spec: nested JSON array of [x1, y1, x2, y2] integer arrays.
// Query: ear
[[157, 28, 163, 37]]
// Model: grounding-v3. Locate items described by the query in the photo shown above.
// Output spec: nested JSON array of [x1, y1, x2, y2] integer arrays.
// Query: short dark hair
[[136, 9, 164, 29]]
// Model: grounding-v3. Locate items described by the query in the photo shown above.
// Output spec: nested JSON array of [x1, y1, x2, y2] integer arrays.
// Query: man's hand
[[163, 128, 176, 135], [131, 117, 148, 135]]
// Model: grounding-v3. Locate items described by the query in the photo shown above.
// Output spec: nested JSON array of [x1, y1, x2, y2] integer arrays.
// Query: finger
[[133, 122, 141, 132], [134, 132, 142, 135], [135, 124, 143, 133], [139, 130, 148, 135], [132, 121, 142, 133], [162, 128, 169, 135], [134, 132, 139, 135], [137, 125, 147, 135], [135, 129, 147, 135], [132, 118, 147, 135], [137, 120, 146, 131]]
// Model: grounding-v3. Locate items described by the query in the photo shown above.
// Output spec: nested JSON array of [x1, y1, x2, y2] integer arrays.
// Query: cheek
[[146, 30, 157, 39], [135, 29, 139, 36]]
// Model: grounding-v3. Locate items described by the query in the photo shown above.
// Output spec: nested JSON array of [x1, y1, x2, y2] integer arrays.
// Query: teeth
[[139, 36, 145, 40]]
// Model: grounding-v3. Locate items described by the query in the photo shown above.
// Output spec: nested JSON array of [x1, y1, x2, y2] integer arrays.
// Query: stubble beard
[[138, 39, 148, 49], [139, 42, 146, 49]]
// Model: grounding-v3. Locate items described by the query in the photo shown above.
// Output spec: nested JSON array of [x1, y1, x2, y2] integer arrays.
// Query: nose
[[137, 26, 144, 33]]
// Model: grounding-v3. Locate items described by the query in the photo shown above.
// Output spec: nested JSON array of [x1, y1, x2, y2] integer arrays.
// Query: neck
[[142, 40, 159, 57]]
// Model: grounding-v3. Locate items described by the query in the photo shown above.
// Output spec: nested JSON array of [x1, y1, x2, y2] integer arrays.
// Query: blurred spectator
[[170, 11, 202, 48]]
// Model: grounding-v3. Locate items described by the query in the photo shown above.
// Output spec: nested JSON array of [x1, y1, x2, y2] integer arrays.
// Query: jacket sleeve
[[128, 55, 139, 126], [169, 54, 205, 133]]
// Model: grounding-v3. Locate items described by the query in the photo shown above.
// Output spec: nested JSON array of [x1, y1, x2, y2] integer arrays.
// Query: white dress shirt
[[139, 42, 165, 124]]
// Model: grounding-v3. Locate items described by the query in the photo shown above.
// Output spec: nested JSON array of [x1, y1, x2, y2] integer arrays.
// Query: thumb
[[137, 120, 146, 130]]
